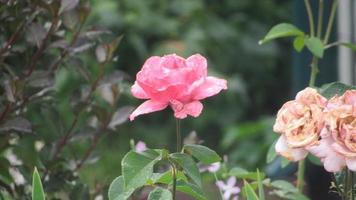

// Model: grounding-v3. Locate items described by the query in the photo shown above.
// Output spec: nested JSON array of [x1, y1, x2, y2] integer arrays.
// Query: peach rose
[[273, 87, 327, 161], [308, 90, 356, 172]]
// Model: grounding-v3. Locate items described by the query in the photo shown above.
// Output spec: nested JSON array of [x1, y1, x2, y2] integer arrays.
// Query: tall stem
[[172, 164, 177, 200], [213, 172, 224, 200], [317, 0, 324, 38], [176, 119, 181, 152], [323, 0, 339, 44], [351, 171, 354, 200], [297, 160, 306, 192], [309, 57, 319, 87], [304, 0, 315, 37]]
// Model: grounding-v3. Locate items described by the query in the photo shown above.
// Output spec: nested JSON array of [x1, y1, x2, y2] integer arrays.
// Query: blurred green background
[[81, 0, 293, 188]]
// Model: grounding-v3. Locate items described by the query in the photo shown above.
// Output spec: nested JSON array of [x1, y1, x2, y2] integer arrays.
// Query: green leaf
[[266, 140, 277, 163], [32, 167, 45, 200], [319, 82, 356, 99], [176, 181, 206, 200], [229, 167, 265, 180], [108, 176, 134, 200], [257, 169, 265, 200], [259, 23, 304, 44], [341, 43, 356, 51], [293, 36, 305, 52], [305, 37, 324, 58], [271, 180, 298, 193], [148, 187, 172, 200], [281, 157, 290, 168], [151, 170, 188, 185], [170, 153, 202, 187], [307, 154, 322, 166], [183, 144, 221, 164], [243, 180, 259, 200], [122, 150, 161, 190]]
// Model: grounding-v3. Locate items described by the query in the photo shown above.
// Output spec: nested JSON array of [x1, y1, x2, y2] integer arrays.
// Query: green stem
[[176, 119, 181, 152], [304, 0, 315, 37], [345, 170, 349, 200], [317, 0, 324, 38], [297, 160, 305, 192], [172, 165, 177, 200], [323, 0, 339, 44], [213, 172, 224, 200], [309, 57, 319, 87], [351, 171, 354, 200]]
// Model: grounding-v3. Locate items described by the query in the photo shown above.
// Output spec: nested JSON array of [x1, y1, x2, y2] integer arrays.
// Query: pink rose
[[129, 54, 227, 120], [273, 87, 327, 161], [308, 90, 356, 172]]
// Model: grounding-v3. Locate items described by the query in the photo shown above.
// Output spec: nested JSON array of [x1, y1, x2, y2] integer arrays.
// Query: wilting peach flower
[[273, 87, 327, 161], [308, 90, 356, 172], [129, 54, 227, 120]]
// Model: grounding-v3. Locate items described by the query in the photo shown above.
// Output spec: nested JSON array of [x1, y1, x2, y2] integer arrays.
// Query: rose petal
[[275, 135, 308, 161], [346, 157, 356, 171], [131, 82, 149, 99], [193, 76, 227, 100], [129, 100, 168, 121], [186, 54, 207, 77], [172, 101, 203, 119], [307, 137, 346, 172]]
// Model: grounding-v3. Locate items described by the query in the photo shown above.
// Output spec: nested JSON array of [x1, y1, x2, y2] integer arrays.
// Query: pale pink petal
[[230, 187, 241, 194], [193, 76, 228, 100], [227, 177, 236, 187], [323, 152, 345, 172], [307, 137, 346, 172], [135, 141, 147, 152], [172, 101, 203, 119], [275, 135, 308, 161], [207, 162, 221, 172], [129, 100, 168, 121], [343, 90, 356, 105], [223, 190, 232, 200], [232, 196, 238, 200], [346, 157, 356, 171], [216, 181, 227, 190], [131, 82, 149, 99]]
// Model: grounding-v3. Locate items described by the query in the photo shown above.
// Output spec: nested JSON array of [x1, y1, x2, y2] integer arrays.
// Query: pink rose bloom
[[308, 90, 356, 172], [273, 87, 327, 161], [129, 54, 227, 120]]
